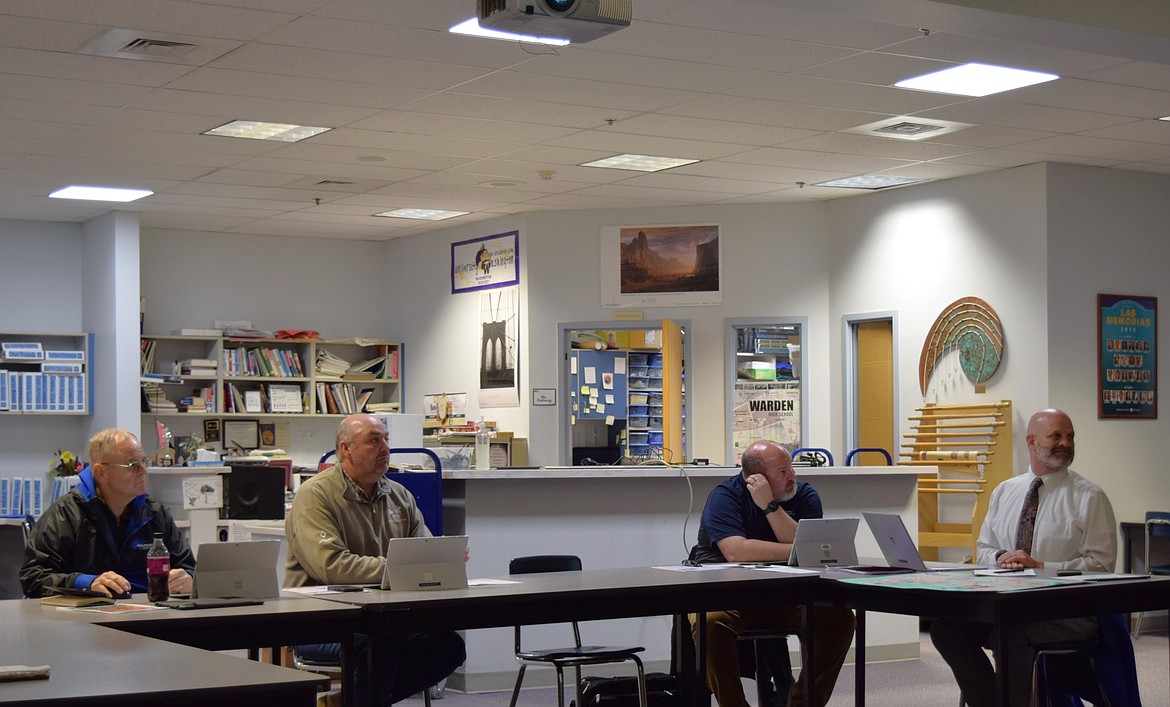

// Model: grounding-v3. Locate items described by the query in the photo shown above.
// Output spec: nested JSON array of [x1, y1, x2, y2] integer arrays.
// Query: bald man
[[930, 409, 1117, 707]]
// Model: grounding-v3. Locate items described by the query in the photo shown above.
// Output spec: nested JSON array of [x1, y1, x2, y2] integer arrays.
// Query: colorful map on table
[[832, 572, 1067, 592]]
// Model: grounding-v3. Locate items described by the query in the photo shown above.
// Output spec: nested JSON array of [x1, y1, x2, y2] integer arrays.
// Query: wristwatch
[[764, 500, 782, 515]]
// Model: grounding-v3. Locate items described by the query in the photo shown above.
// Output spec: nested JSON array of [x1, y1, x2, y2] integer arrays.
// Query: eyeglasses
[[103, 459, 150, 471]]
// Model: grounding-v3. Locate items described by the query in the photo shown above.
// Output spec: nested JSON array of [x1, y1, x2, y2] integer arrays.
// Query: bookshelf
[[0, 332, 93, 415], [140, 335, 401, 418]]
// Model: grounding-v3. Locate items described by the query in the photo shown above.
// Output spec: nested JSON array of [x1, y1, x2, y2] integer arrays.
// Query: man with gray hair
[[21, 427, 194, 598]]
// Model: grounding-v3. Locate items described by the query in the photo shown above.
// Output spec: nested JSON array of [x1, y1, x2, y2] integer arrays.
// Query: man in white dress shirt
[[929, 408, 1117, 707]]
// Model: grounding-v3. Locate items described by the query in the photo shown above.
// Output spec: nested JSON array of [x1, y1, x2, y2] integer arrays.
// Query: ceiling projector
[[477, 0, 631, 44]]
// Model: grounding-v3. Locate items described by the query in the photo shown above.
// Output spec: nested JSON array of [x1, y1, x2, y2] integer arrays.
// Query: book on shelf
[[366, 401, 400, 413], [315, 349, 350, 377], [141, 372, 182, 384], [356, 387, 375, 412]]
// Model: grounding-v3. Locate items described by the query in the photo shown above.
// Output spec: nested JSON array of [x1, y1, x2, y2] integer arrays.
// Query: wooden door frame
[[842, 312, 899, 458]]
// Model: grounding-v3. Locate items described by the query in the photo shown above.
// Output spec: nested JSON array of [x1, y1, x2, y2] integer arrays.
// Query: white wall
[[387, 202, 834, 466], [1044, 163, 1170, 532], [827, 164, 1052, 475], [0, 220, 90, 479], [139, 229, 390, 339]]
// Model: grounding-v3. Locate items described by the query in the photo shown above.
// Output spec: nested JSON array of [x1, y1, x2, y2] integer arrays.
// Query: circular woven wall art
[[919, 296, 1004, 395]]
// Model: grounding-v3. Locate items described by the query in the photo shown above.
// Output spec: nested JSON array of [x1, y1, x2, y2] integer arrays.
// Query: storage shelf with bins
[[1, 331, 94, 415], [140, 335, 401, 418], [625, 351, 665, 458]]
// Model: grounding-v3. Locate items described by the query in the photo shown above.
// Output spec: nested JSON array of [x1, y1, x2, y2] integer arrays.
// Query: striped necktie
[[1014, 476, 1043, 554]]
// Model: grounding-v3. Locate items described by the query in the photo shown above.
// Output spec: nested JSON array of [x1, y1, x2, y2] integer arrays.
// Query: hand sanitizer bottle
[[475, 418, 492, 470]]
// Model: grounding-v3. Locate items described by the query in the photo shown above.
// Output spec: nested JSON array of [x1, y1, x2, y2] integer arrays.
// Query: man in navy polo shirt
[[689, 440, 854, 707]]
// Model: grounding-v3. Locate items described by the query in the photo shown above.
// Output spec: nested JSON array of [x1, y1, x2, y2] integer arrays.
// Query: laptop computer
[[788, 517, 859, 567], [191, 540, 281, 599], [863, 512, 985, 571], [381, 535, 469, 591]]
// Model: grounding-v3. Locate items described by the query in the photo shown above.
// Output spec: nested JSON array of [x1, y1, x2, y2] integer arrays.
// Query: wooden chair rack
[[899, 401, 1012, 560]]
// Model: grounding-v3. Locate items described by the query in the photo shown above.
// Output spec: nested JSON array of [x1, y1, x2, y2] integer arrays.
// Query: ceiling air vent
[[843, 116, 976, 141], [77, 28, 241, 66], [117, 38, 199, 57], [874, 121, 943, 136]]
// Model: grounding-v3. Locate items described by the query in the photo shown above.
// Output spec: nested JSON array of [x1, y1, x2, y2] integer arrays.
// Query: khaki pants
[[690, 604, 855, 707]]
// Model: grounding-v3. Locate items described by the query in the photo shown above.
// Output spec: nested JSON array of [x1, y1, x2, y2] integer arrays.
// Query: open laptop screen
[[381, 535, 469, 591], [788, 518, 859, 567]]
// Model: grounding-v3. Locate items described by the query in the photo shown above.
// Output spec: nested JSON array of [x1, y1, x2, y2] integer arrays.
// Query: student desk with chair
[[0, 596, 351, 706]]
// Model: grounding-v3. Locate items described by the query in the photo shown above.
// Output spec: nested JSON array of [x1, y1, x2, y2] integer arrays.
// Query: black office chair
[[0, 515, 33, 599], [1132, 511, 1170, 637], [736, 628, 799, 707], [507, 555, 648, 707]]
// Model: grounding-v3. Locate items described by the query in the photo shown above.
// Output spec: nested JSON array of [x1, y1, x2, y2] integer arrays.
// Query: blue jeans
[[297, 631, 465, 705]]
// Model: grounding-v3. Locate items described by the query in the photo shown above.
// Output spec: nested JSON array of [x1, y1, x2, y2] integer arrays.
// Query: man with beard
[[286, 413, 465, 705], [930, 408, 1117, 707], [688, 440, 855, 707]]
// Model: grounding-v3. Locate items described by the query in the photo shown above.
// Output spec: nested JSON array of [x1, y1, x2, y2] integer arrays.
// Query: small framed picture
[[223, 419, 259, 451], [203, 419, 221, 443], [532, 388, 557, 406], [259, 422, 277, 449]]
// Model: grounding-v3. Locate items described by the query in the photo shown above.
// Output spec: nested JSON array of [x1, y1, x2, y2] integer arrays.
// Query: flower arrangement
[[49, 449, 87, 478]]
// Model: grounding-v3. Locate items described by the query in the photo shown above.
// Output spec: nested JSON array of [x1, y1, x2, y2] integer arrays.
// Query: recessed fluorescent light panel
[[49, 185, 153, 202], [202, 120, 331, 142], [449, 18, 571, 46], [814, 175, 926, 190], [580, 154, 700, 172], [895, 62, 1058, 97], [375, 208, 469, 221]]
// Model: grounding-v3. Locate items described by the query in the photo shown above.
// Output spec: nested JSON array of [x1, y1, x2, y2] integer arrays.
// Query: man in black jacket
[[20, 427, 194, 598]]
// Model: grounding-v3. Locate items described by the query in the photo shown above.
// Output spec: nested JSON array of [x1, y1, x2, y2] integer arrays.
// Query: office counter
[[441, 465, 925, 692]]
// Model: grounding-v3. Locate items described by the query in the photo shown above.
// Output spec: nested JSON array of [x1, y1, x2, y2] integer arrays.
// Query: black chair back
[[509, 555, 582, 575]]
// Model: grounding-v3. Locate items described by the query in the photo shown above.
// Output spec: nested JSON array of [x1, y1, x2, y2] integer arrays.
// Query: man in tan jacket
[[286, 413, 464, 705]]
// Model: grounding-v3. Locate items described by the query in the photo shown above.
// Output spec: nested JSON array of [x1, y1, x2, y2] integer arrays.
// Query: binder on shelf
[[2, 342, 43, 360], [42, 362, 83, 374], [44, 350, 85, 362]]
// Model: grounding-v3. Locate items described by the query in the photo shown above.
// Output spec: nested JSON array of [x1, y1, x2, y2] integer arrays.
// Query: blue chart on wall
[[571, 350, 628, 420]]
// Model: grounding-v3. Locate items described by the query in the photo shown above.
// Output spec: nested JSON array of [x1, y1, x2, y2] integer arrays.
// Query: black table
[[321, 565, 822, 706], [820, 571, 1170, 707], [0, 599, 332, 706]]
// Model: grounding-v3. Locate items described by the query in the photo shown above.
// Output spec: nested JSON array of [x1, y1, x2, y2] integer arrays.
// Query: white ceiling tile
[[209, 43, 492, 89], [125, 88, 381, 127], [0, 46, 194, 86], [921, 98, 1133, 134], [1080, 120, 1170, 146], [0, 0, 299, 41], [0, 74, 153, 107], [306, 128, 526, 159], [348, 111, 580, 144], [603, 114, 815, 146], [780, 132, 972, 161], [3, 0, 1170, 235], [257, 16, 541, 69], [1079, 61, 1170, 92], [545, 130, 752, 160], [728, 147, 913, 173], [1013, 77, 1170, 119], [166, 68, 432, 110], [1010, 134, 1170, 162], [729, 73, 959, 115], [398, 92, 636, 129], [662, 95, 886, 132], [453, 70, 704, 113]]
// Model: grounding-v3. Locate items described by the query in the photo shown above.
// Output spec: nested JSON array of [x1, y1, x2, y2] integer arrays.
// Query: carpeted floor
[[393, 627, 1168, 706]]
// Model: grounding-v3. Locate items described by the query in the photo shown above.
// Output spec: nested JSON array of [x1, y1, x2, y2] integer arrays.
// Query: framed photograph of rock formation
[[600, 224, 722, 307]]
